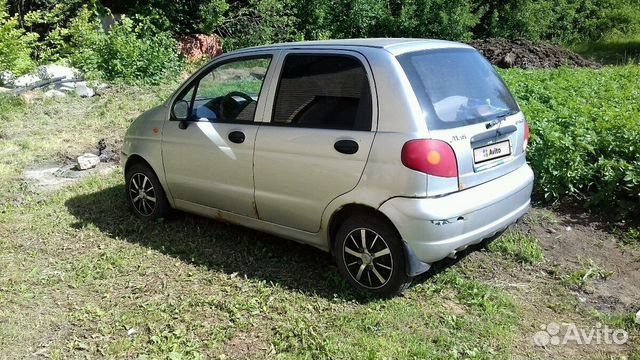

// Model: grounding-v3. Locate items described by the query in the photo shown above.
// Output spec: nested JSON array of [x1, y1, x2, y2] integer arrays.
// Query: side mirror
[[172, 100, 189, 121]]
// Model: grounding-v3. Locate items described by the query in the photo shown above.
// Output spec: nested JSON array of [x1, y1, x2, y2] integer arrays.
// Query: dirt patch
[[440, 206, 639, 359], [24, 138, 121, 193], [522, 209, 640, 314], [96, 137, 122, 163], [468, 38, 601, 69], [24, 162, 117, 192], [220, 327, 272, 359]]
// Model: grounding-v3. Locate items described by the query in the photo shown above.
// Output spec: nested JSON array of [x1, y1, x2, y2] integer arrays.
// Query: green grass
[[1, 68, 639, 359], [0, 170, 520, 359], [0, 84, 176, 209], [562, 257, 615, 289], [487, 232, 544, 264], [523, 208, 558, 226], [572, 36, 640, 65]]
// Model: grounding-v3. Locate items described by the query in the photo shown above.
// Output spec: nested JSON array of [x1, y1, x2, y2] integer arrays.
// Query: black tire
[[125, 162, 170, 220], [334, 215, 412, 296]]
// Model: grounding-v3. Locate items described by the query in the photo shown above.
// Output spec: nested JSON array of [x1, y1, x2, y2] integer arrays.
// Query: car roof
[[231, 38, 473, 56]]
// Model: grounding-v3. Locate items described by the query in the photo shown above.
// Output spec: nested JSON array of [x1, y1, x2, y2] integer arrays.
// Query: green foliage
[[476, 0, 640, 44], [66, 11, 183, 85], [325, 0, 387, 39], [198, 0, 229, 35], [20, 0, 94, 62], [502, 66, 640, 218], [0, 0, 37, 75], [296, 0, 481, 41], [219, 0, 303, 51], [393, 0, 480, 40], [487, 232, 544, 264], [102, 0, 202, 35], [562, 257, 614, 288]]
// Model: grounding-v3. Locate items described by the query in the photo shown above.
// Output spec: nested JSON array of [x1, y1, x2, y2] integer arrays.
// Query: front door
[[162, 54, 273, 217], [253, 52, 377, 232]]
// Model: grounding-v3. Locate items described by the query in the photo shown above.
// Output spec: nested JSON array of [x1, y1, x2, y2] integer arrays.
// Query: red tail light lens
[[523, 120, 530, 151], [401, 139, 458, 178]]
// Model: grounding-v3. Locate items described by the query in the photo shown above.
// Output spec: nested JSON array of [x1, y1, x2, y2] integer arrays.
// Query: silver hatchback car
[[122, 38, 534, 296]]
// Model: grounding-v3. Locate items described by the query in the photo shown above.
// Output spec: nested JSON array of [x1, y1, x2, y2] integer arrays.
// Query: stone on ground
[[37, 64, 79, 81], [76, 153, 100, 170], [14, 74, 41, 88], [75, 82, 95, 98], [0, 70, 15, 87]]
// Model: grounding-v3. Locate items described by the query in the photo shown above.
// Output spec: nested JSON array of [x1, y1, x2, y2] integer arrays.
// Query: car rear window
[[397, 48, 519, 130]]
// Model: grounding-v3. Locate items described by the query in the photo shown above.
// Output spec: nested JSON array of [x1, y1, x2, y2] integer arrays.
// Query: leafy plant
[[218, 0, 303, 51], [562, 257, 614, 288], [487, 232, 544, 264], [502, 66, 640, 218], [21, 0, 96, 62], [66, 10, 183, 84], [0, 0, 37, 75]]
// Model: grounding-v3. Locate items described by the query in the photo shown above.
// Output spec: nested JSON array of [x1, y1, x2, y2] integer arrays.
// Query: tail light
[[523, 120, 530, 151], [401, 139, 458, 178]]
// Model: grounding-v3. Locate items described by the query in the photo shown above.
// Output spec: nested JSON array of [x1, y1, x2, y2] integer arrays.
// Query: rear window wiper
[[485, 110, 518, 129]]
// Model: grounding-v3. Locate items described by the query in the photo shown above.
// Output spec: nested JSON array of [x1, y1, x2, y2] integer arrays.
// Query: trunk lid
[[397, 47, 527, 193]]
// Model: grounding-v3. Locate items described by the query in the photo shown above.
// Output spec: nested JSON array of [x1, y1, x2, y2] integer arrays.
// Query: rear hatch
[[397, 47, 528, 195]]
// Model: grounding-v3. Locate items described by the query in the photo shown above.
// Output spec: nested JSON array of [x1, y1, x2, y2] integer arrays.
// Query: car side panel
[[122, 105, 174, 205]]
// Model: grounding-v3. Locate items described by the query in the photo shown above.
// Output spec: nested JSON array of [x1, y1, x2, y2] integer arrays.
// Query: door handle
[[228, 131, 245, 144], [334, 139, 359, 154]]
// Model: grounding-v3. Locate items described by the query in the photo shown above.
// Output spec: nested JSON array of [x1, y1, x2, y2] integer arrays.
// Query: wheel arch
[[124, 154, 153, 175], [327, 203, 430, 277], [124, 153, 174, 206], [328, 203, 401, 253]]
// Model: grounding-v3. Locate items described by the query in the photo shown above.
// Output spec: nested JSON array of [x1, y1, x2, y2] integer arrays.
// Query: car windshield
[[397, 48, 519, 130]]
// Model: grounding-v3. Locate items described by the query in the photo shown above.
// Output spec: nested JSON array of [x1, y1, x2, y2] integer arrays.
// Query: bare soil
[[447, 206, 640, 358], [534, 211, 639, 314]]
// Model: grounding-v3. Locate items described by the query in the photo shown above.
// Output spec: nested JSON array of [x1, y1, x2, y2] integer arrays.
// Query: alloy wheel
[[342, 228, 394, 289], [129, 172, 157, 216]]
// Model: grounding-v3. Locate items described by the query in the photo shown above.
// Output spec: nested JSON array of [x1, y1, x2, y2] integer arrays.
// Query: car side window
[[178, 57, 271, 123], [272, 54, 372, 131]]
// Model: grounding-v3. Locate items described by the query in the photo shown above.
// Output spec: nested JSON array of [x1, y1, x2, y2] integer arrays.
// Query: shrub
[[476, 0, 640, 44], [0, 0, 37, 75], [501, 66, 640, 218], [399, 0, 481, 40], [219, 0, 303, 51], [20, 0, 92, 62], [324, 0, 387, 39], [199, 0, 230, 35], [66, 10, 183, 85]]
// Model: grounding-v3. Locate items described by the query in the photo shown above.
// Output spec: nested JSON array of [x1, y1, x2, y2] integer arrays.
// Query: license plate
[[474, 140, 511, 164]]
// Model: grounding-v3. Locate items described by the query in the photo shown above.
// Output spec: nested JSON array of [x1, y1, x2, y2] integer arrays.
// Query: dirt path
[[446, 206, 639, 358]]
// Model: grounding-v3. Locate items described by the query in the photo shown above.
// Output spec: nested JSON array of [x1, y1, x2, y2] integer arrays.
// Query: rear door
[[397, 48, 528, 194], [253, 50, 377, 232]]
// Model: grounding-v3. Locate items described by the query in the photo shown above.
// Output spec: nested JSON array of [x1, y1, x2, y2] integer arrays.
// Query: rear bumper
[[379, 164, 534, 263]]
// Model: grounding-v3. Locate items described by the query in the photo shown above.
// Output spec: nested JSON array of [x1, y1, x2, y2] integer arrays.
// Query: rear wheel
[[125, 163, 169, 220], [334, 215, 412, 296]]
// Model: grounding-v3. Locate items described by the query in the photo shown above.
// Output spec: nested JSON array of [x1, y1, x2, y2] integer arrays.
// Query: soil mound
[[468, 38, 601, 69]]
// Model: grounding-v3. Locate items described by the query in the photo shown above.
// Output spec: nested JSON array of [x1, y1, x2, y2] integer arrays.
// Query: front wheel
[[125, 163, 170, 220], [334, 215, 412, 296]]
